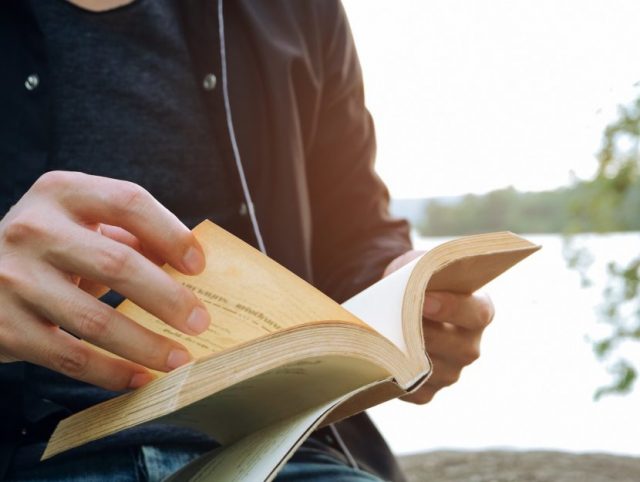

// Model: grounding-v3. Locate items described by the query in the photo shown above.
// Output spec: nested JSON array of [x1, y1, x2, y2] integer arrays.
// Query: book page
[[165, 399, 338, 482], [161, 354, 393, 444], [401, 233, 541, 361], [164, 381, 384, 482], [343, 233, 540, 364], [342, 255, 422, 355], [118, 221, 367, 360]]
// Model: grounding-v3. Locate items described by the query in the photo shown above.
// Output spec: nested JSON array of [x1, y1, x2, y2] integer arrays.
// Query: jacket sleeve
[[307, 1, 412, 303]]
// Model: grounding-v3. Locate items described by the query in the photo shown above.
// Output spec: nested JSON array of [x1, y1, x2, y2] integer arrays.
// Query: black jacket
[[0, 1, 412, 480]]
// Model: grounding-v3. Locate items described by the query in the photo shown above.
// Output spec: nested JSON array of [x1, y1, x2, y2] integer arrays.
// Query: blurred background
[[342, 0, 640, 459]]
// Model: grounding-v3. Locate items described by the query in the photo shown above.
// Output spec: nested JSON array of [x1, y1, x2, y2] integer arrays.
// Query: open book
[[43, 220, 539, 478]]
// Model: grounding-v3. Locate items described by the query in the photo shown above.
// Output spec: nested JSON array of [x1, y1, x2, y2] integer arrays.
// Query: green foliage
[[590, 256, 640, 398], [562, 239, 594, 288], [594, 360, 637, 400], [572, 90, 640, 399]]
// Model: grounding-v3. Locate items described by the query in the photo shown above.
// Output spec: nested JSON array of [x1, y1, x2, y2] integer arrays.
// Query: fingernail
[[187, 306, 210, 334], [129, 372, 154, 389], [183, 246, 205, 274], [424, 295, 442, 316], [167, 349, 191, 370]]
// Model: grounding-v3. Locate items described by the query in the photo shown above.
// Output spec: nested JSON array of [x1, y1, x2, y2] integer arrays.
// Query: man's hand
[[0, 171, 211, 391], [384, 250, 494, 404]]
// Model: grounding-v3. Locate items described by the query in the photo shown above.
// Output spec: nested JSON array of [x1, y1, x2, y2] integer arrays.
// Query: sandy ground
[[398, 450, 640, 482]]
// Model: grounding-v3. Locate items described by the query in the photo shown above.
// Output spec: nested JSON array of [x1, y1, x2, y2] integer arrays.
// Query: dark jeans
[[4, 444, 382, 482]]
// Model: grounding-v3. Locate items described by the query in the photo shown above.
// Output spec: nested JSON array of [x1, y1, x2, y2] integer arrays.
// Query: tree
[[568, 90, 640, 399]]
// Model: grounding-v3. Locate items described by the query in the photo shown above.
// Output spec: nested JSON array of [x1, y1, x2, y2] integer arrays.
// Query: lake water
[[368, 232, 640, 456]]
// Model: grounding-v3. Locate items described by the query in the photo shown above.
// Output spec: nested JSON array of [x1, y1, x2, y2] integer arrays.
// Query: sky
[[342, 0, 640, 198]]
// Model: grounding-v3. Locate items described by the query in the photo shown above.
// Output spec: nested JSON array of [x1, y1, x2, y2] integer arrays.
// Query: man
[[0, 1, 493, 480]]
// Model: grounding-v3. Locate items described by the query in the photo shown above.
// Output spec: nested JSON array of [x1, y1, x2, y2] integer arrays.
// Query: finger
[[98, 224, 143, 252], [2, 311, 153, 391], [401, 384, 437, 405], [78, 278, 110, 298], [423, 291, 494, 331], [401, 356, 465, 405], [46, 222, 210, 337], [424, 355, 463, 388], [98, 224, 165, 266], [33, 171, 205, 274], [22, 267, 193, 372], [78, 223, 163, 298], [422, 319, 481, 366]]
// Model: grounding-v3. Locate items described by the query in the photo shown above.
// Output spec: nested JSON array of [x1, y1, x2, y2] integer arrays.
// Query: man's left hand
[[384, 250, 495, 404]]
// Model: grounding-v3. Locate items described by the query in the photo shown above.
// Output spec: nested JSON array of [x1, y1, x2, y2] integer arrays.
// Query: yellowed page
[[46, 226, 540, 463], [162, 354, 392, 444], [402, 233, 541, 361], [45, 325, 405, 460], [118, 221, 365, 359]]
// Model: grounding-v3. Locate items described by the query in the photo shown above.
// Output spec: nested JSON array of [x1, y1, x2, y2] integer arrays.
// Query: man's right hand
[[0, 171, 211, 390]]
